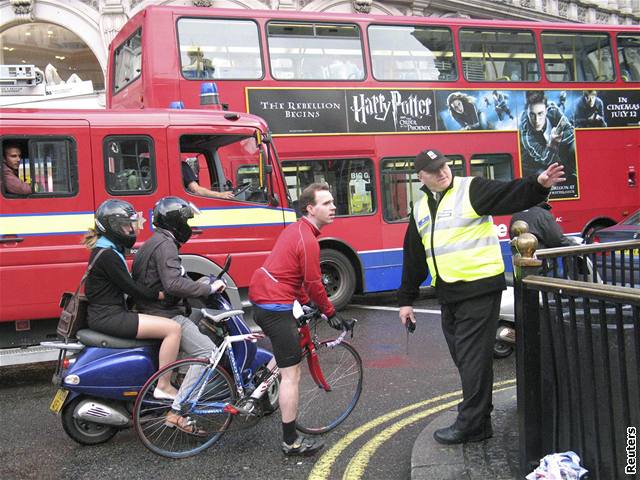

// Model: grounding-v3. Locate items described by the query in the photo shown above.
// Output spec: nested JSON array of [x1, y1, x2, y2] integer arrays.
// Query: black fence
[[515, 238, 640, 480]]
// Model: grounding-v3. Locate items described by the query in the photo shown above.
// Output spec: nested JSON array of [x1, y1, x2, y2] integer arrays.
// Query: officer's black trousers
[[441, 291, 502, 433]]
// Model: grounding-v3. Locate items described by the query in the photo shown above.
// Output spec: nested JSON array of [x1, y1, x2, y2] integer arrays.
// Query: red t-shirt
[[249, 216, 335, 317]]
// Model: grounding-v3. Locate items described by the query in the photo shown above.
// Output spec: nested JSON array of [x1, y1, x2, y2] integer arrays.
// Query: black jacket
[[85, 247, 159, 307], [131, 228, 211, 318], [397, 175, 549, 306], [510, 205, 574, 250]]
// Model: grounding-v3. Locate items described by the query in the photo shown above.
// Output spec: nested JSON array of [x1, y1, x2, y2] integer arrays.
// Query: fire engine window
[[380, 156, 464, 222], [1, 137, 78, 198], [113, 28, 142, 94], [459, 29, 539, 82], [103, 136, 155, 195], [541, 32, 614, 82], [177, 19, 262, 80], [617, 33, 640, 82], [282, 159, 374, 216], [369, 25, 456, 81], [267, 22, 364, 81], [180, 134, 269, 204], [469, 154, 513, 181]]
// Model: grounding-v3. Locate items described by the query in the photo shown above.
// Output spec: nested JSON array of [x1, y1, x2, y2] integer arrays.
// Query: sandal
[[164, 412, 207, 437]]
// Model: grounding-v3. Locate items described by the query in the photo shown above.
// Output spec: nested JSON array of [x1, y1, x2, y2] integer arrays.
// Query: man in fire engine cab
[[398, 149, 565, 445], [2, 144, 31, 195]]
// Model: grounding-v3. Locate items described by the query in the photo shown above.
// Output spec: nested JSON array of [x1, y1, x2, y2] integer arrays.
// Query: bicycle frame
[[177, 330, 266, 415], [176, 317, 347, 416]]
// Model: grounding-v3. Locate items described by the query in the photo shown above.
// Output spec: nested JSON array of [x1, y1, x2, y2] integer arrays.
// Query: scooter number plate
[[49, 388, 69, 414]]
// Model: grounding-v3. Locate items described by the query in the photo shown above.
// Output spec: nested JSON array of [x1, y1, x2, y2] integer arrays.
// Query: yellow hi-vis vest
[[413, 176, 504, 285]]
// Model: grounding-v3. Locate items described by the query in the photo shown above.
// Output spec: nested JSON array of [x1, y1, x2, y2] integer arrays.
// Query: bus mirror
[[262, 132, 272, 143]]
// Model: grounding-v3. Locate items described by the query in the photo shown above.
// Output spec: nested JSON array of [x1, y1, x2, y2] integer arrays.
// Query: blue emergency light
[[200, 82, 220, 106], [169, 101, 184, 109]]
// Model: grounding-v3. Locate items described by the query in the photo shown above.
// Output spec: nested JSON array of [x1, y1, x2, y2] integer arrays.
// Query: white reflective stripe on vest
[[413, 177, 504, 284]]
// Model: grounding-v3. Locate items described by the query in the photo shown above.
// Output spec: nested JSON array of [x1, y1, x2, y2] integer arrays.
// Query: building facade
[[0, 0, 638, 106]]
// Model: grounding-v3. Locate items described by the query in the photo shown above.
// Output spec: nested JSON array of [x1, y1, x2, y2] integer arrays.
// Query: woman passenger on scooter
[[83, 199, 181, 399]]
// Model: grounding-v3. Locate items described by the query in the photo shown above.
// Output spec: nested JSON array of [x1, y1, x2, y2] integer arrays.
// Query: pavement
[[411, 386, 521, 480]]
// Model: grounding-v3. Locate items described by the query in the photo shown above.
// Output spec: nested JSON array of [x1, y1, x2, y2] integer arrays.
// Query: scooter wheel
[[61, 396, 118, 445], [493, 341, 514, 359]]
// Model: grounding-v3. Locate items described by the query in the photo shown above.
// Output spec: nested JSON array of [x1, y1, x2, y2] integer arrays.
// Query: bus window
[[617, 33, 640, 82], [1, 137, 78, 197], [469, 154, 513, 181], [112, 28, 141, 94], [267, 22, 364, 81], [380, 156, 464, 222], [282, 159, 374, 216], [541, 32, 614, 82], [459, 29, 539, 82], [177, 19, 262, 80], [368, 25, 456, 81], [104, 136, 155, 195]]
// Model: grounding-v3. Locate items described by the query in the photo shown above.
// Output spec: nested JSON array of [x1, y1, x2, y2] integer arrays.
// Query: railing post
[[511, 220, 544, 475]]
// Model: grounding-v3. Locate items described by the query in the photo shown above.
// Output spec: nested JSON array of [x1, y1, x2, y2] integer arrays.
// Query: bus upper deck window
[[113, 28, 142, 94], [368, 25, 456, 81], [541, 31, 615, 82], [617, 33, 640, 82], [177, 19, 262, 80], [458, 29, 539, 82], [267, 22, 365, 81]]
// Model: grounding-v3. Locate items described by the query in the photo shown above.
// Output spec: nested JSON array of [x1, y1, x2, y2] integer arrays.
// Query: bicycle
[[132, 302, 363, 458]]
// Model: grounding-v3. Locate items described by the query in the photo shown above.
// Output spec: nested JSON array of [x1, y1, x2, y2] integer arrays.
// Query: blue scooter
[[43, 256, 275, 446]]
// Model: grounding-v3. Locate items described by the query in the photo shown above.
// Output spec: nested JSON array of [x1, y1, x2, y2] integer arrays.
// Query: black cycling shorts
[[253, 307, 301, 368]]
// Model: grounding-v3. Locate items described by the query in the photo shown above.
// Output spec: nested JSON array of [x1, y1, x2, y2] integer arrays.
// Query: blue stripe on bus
[[357, 240, 514, 294]]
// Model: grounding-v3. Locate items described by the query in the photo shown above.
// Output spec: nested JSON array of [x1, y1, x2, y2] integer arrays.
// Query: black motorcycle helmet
[[95, 199, 139, 249], [152, 196, 199, 244]]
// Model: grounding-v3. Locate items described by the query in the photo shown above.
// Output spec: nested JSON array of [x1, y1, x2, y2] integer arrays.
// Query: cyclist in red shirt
[[249, 182, 353, 456]]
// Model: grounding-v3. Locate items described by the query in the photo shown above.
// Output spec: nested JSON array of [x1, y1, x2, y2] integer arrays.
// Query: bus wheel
[[320, 249, 356, 310]]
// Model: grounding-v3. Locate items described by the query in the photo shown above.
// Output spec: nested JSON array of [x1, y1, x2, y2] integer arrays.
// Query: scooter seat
[[76, 329, 159, 349]]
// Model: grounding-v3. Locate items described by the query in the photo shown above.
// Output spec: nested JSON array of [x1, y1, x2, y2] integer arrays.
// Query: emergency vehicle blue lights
[[200, 82, 220, 106], [169, 101, 184, 109]]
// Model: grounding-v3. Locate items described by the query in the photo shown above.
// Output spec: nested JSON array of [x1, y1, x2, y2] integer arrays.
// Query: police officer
[[397, 149, 565, 445]]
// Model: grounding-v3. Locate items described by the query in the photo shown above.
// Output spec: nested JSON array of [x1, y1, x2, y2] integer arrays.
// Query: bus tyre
[[320, 249, 355, 310]]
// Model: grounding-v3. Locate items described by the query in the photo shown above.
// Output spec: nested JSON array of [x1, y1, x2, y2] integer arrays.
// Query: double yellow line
[[309, 379, 517, 480]]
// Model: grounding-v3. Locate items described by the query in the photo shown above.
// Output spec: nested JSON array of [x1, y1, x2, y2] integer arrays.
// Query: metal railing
[[514, 233, 640, 479]]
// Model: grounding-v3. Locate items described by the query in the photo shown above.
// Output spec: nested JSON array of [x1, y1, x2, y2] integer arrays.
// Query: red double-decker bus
[[107, 6, 639, 308]]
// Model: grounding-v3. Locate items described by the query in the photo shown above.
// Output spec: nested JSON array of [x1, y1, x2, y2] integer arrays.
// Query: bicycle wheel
[[296, 341, 363, 434], [133, 358, 237, 458]]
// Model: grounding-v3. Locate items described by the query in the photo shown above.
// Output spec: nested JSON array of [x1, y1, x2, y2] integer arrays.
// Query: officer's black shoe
[[282, 435, 325, 456], [433, 423, 493, 445]]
